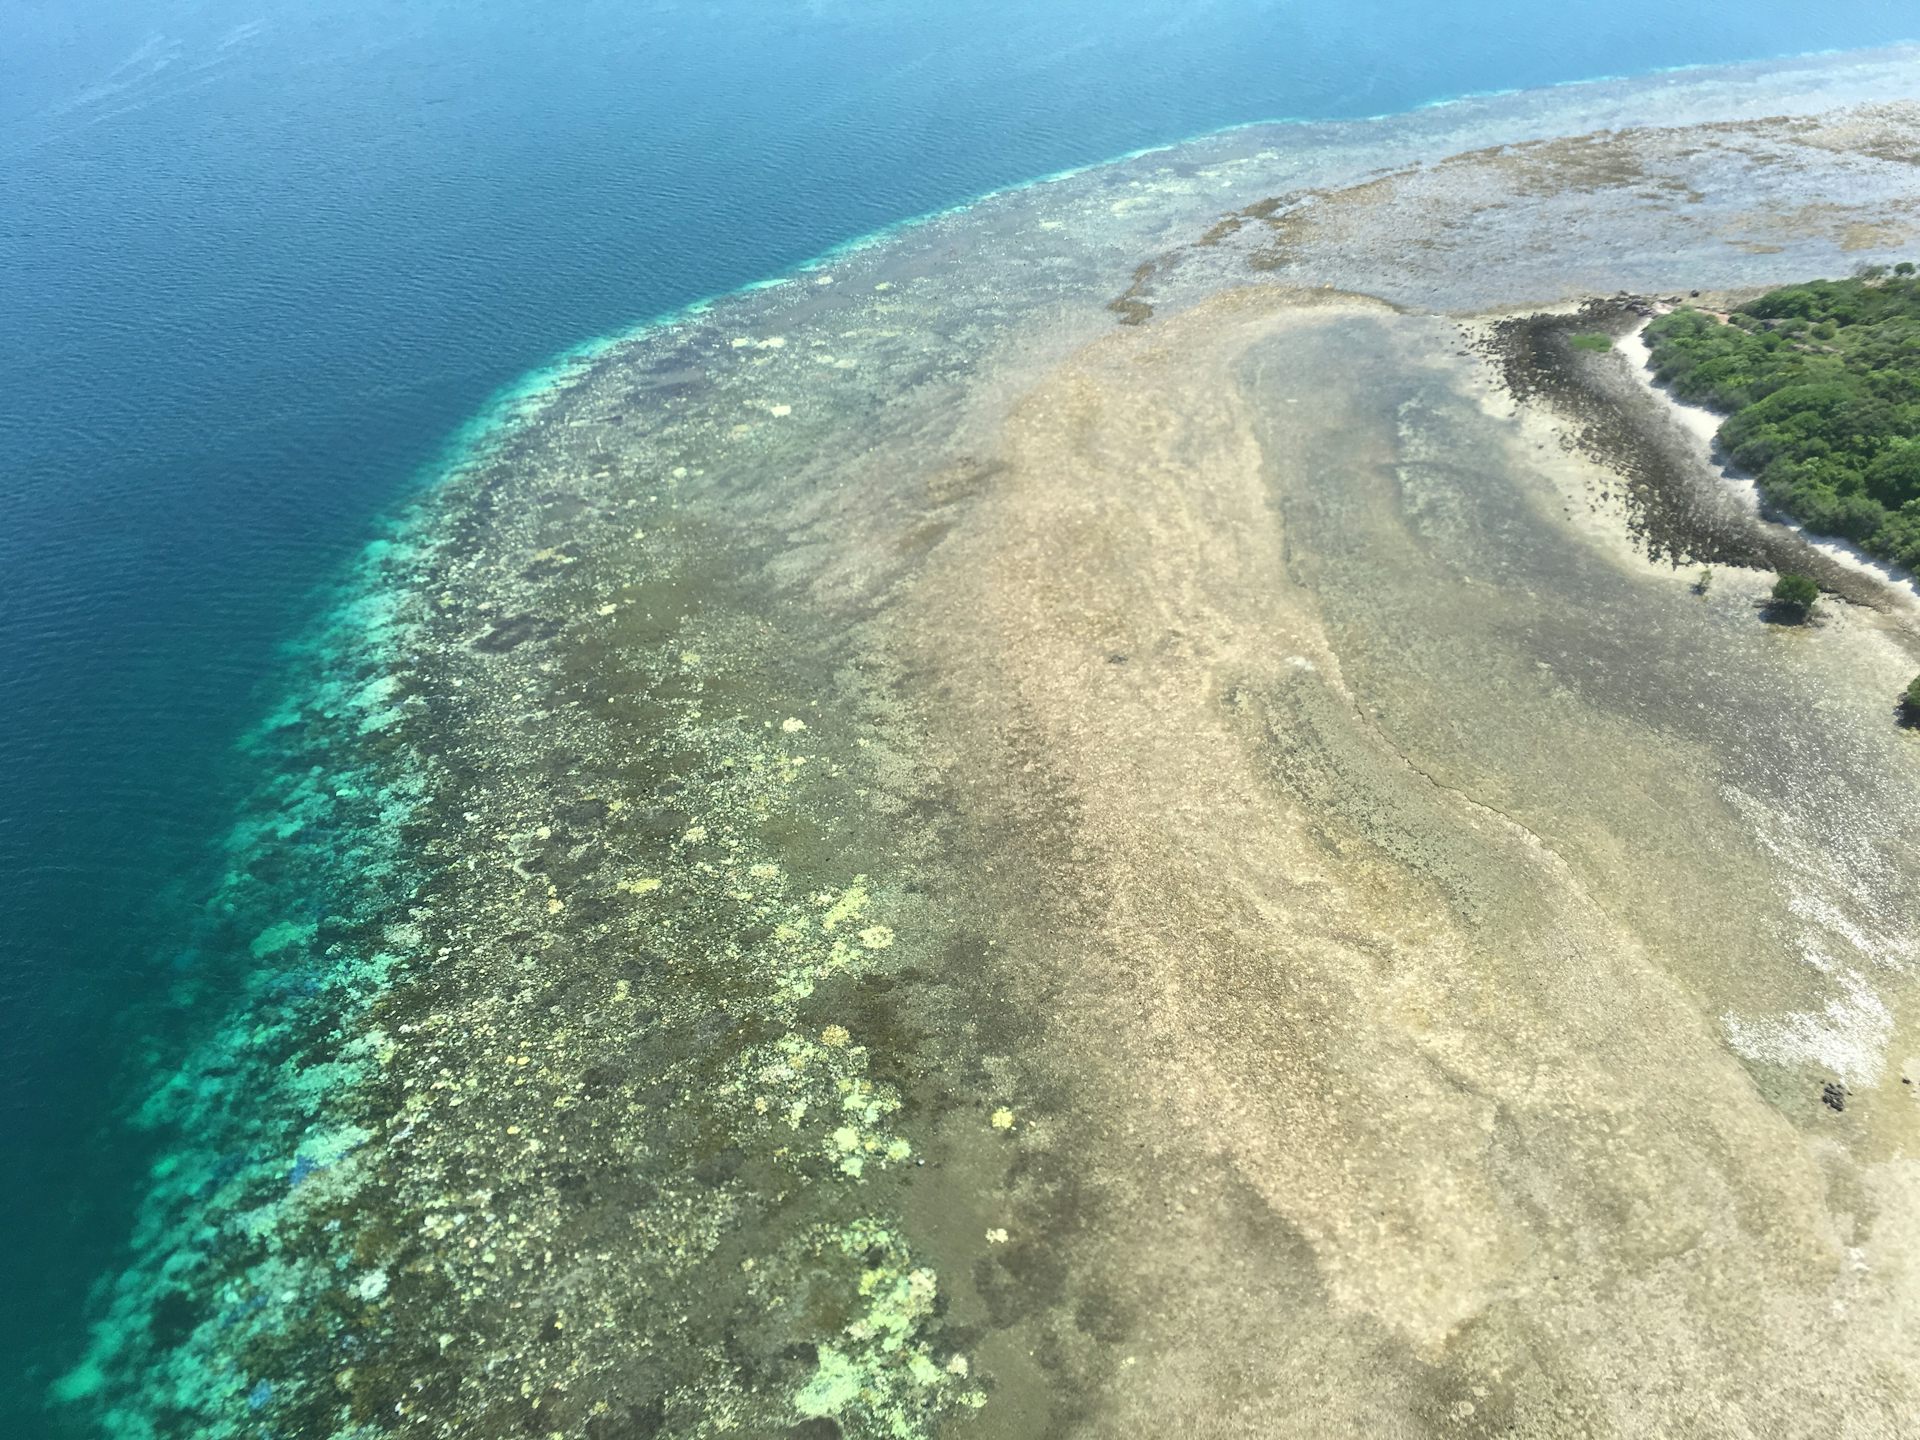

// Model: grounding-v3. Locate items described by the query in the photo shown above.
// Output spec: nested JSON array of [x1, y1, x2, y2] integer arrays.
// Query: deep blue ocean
[[2, 0, 1912, 1429]]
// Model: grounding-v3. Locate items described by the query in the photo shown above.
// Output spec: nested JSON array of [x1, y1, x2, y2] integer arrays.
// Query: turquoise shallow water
[[3, 1, 1917, 1431]]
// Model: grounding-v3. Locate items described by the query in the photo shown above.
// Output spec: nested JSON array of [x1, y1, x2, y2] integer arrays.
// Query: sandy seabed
[[65, 45, 1920, 1440]]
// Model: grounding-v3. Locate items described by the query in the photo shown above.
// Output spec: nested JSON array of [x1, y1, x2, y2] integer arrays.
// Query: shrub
[[1771, 573, 1820, 617], [1569, 332, 1613, 353], [1645, 279, 1920, 571], [1904, 674, 1920, 720]]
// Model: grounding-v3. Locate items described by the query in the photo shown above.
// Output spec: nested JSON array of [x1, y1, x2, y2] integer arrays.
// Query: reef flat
[[63, 47, 1920, 1440]]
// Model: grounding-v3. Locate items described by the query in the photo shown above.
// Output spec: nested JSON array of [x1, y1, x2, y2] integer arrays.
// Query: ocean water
[[2, 0, 1914, 1431]]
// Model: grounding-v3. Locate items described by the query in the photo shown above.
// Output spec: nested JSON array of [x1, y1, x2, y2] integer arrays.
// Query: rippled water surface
[[3, 0, 1916, 1430]]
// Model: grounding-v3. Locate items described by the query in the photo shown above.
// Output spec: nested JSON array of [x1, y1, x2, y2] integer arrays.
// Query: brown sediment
[[1106, 260, 1157, 325], [889, 287, 1920, 1436]]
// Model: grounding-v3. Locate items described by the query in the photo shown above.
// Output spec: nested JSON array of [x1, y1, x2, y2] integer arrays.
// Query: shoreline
[[1470, 297, 1920, 615], [1617, 315, 1920, 612]]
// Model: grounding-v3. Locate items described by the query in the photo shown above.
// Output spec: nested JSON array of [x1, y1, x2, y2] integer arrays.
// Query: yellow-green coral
[[791, 1222, 981, 1435]]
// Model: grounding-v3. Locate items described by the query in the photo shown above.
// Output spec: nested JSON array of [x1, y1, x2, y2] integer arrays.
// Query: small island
[[1644, 270, 1920, 573]]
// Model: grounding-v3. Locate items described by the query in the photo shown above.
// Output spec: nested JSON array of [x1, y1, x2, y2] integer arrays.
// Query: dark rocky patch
[[1477, 299, 1895, 609], [472, 613, 564, 653]]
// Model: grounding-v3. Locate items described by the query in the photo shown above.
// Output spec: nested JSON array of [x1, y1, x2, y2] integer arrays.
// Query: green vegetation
[[1903, 674, 1920, 721], [1569, 332, 1614, 353], [1770, 572, 1820, 618], [1644, 273, 1920, 572]]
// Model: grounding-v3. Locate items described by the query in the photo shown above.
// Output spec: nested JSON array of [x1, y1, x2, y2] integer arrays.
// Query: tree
[[1904, 674, 1920, 721], [1643, 278, 1920, 569], [1771, 572, 1820, 619], [1866, 440, 1920, 508]]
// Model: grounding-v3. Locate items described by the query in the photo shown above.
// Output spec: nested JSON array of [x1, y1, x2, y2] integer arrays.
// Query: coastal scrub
[[1645, 273, 1920, 570]]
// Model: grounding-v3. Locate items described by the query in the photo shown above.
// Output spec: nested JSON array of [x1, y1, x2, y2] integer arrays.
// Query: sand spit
[[64, 50, 1920, 1440]]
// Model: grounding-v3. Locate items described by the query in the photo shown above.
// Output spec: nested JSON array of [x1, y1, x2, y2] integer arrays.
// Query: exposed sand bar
[[924, 288, 1920, 1433], [72, 46, 1920, 1440]]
